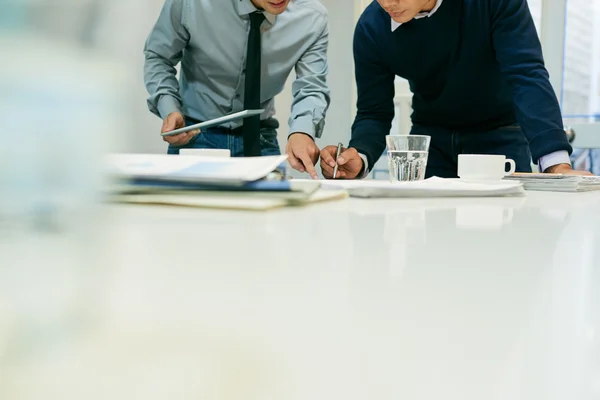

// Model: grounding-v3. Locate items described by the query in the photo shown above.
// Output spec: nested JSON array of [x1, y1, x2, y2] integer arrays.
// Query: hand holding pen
[[319, 143, 365, 180]]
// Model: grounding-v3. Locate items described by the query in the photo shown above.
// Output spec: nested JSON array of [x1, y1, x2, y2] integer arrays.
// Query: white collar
[[391, 0, 443, 32]]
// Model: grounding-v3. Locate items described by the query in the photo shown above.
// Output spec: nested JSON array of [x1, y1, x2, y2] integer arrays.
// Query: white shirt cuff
[[538, 150, 571, 172], [358, 152, 370, 179]]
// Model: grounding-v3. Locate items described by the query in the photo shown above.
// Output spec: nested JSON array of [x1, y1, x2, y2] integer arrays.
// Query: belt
[[185, 116, 279, 135]]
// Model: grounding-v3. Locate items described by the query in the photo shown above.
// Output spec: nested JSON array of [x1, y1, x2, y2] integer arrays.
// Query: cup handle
[[505, 159, 516, 176]]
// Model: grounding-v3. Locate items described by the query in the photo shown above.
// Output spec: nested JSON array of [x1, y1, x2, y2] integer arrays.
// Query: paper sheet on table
[[504, 173, 600, 192], [107, 154, 288, 184], [315, 177, 524, 198], [112, 189, 349, 211]]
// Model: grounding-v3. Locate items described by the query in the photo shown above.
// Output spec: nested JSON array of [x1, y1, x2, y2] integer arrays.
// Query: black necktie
[[242, 12, 265, 157]]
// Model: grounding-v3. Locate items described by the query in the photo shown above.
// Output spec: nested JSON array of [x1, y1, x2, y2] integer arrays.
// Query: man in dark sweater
[[320, 0, 592, 179]]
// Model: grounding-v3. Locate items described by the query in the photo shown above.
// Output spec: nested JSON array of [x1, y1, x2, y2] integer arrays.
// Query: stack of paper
[[106, 154, 348, 210], [504, 173, 600, 192], [318, 177, 524, 198]]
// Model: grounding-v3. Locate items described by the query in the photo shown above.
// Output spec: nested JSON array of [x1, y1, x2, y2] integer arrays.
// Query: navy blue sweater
[[349, 0, 573, 170]]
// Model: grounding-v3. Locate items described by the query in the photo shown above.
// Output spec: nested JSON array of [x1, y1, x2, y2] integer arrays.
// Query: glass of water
[[386, 135, 431, 182]]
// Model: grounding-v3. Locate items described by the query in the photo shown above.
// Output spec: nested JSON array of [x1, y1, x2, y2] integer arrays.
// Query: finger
[[163, 134, 180, 144], [337, 148, 357, 166], [320, 157, 333, 172], [333, 165, 348, 179], [162, 116, 188, 134], [287, 150, 305, 173], [310, 149, 320, 166], [167, 138, 186, 146], [309, 143, 321, 165], [163, 132, 187, 145], [161, 122, 171, 133], [320, 158, 334, 179], [320, 156, 350, 179], [299, 153, 318, 180], [161, 119, 177, 133], [180, 132, 195, 144], [168, 132, 192, 146], [320, 146, 337, 168], [325, 166, 345, 179]]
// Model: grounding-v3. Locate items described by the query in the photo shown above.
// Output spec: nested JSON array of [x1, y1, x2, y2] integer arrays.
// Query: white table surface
[[1, 191, 600, 400]]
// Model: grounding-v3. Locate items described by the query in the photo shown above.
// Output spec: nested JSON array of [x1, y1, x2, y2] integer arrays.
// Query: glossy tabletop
[[1, 191, 600, 400]]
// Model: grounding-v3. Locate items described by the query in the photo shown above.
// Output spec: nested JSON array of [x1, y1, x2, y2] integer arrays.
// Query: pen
[[333, 142, 342, 179]]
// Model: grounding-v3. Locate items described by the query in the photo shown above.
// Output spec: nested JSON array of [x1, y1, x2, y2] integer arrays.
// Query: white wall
[[92, 0, 167, 154]]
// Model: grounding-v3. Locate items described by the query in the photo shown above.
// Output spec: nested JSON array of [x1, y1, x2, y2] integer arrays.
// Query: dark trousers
[[410, 124, 533, 178]]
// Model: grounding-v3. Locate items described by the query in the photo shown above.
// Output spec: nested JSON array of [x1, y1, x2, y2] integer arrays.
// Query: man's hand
[[544, 163, 594, 176], [161, 112, 200, 146], [286, 133, 320, 180], [320, 146, 364, 179]]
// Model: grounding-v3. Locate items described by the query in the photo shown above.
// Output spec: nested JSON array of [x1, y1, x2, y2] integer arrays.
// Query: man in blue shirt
[[145, 0, 330, 179], [320, 0, 592, 179]]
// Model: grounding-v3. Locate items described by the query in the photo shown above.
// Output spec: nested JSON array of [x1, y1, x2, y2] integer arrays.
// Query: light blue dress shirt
[[144, 0, 331, 138]]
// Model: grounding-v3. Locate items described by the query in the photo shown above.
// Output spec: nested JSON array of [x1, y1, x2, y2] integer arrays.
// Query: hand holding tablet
[[160, 109, 265, 137]]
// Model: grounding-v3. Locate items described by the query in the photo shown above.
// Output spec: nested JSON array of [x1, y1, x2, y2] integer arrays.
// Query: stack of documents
[[504, 173, 600, 192], [106, 154, 347, 210], [318, 177, 524, 198]]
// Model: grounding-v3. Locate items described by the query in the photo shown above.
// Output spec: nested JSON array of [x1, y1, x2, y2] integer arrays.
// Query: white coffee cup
[[179, 149, 231, 158], [457, 154, 516, 180]]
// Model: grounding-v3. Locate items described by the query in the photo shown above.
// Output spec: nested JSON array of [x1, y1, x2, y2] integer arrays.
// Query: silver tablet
[[160, 109, 264, 137]]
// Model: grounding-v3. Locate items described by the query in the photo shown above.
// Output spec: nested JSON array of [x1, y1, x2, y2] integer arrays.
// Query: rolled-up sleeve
[[143, 0, 190, 119], [288, 20, 331, 139]]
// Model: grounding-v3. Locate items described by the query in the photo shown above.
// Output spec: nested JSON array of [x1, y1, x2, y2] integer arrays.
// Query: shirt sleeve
[[538, 150, 571, 172], [358, 152, 370, 179], [143, 0, 190, 119], [288, 18, 331, 139]]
